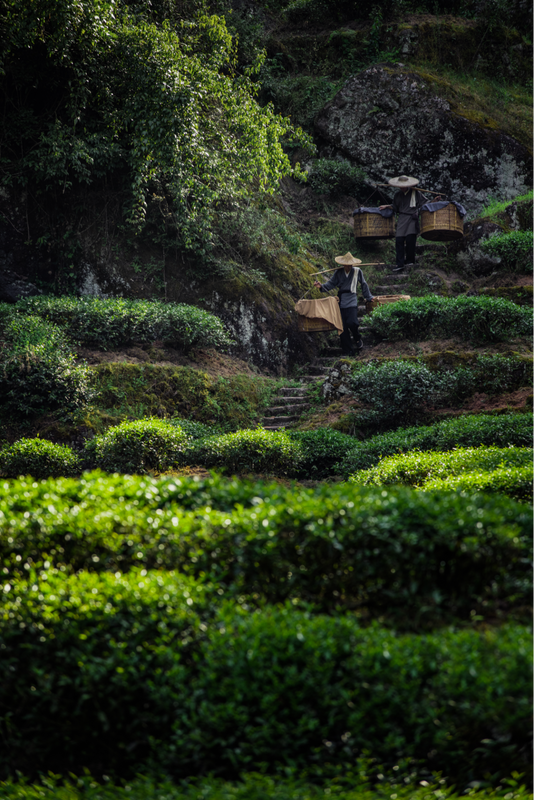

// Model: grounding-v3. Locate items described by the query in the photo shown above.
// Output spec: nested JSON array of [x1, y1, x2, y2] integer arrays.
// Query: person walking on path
[[314, 252, 374, 356], [380, 174, 426, 273]]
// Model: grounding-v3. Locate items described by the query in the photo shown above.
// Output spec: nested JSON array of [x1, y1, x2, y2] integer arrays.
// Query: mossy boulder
[[315, 64, 532, 215]]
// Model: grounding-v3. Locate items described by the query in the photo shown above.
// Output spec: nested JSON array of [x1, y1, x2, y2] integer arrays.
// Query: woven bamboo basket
[[353, 210, 394, 239], [365, 294, 411, 314], [297, 315, 337, 332], [420, 203, 463, 241]]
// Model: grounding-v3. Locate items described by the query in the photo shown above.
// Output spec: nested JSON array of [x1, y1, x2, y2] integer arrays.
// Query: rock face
[[315, 64, 532, 215]]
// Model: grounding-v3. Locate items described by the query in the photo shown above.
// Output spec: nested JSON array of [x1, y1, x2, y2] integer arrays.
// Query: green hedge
[[424, 465, 533, 503], [337, 413, 533, 475], [348, 445, 532, 487], [85, 418, 190, 473], [480, 230, 533, 271], [0, 315, 92, 418], [11, 297, 233, 351], [184, 428, 301, 474], [366, 296, 532, 342], [1, 473, 530, 619], [0, 439, 81, 478], [286, 427, 355, 478], [0, 569, 531, 782]]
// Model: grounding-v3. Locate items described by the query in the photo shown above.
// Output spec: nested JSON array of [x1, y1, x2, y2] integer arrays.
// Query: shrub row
[[424, 465, 533, 503], [1, 472, 531, 618], [349, 445, 532, 489], [0, 315, 92, 418], [9, 296, 233, 351], [480, 230, 533, 271], [347, 356, 532, 426], [337, 413, 533, 475], [0, 568, 531, 782], [0, 425, 358, 479], [366, 295, 532, 342]]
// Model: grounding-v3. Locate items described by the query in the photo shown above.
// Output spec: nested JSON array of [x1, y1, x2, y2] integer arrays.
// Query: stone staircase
[[261, 267, 411, 430]]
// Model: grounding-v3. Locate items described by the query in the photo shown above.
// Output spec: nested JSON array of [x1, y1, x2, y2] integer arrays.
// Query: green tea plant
[[424, 464, 533, 503], [337, 412, 533, 475], [0, 315, 92, 418], [480, 230, 533, 271], [86, 418, 190, 473], [0, 439, 80, 478], [287, 427, 355, 478], [184, 428, 303, 474], [349, 359, 447, 426], [14, 297, 234, 351], [349, 445, 532, 487], [1, 473, 530, 620], [0, 569, 530, 782], [366, 296, 532, 342]]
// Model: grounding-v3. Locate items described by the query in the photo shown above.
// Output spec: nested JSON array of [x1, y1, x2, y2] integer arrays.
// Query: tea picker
[[376, 175, 466, 271]]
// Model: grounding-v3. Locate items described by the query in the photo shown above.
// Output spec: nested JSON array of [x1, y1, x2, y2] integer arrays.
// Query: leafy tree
[[0, 0, 309, 254]]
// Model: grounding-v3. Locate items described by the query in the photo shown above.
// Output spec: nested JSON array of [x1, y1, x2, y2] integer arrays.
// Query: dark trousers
[[339, 306, 361, 355], [395, 234, 417, 267]]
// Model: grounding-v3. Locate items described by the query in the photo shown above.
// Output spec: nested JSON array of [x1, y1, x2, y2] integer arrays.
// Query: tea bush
[[337, 413, 533, 475], [1, 473, 530, 618], [86, 418, 190, 473], [0, 439, 80, 478], [13, 297, 234, 351], [349, 445, 532, 487], [286, 427, 355, 478], [366, 295, 532, 342], [349, 359, 448, 426], [184, 428, 302, 474], [0, 315, 92, 418], [0, 571, 530, 781], [480, 230, 533, 271], [424, 465, 533, 503]]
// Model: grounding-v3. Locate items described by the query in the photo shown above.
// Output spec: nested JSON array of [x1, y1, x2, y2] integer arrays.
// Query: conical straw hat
[[334, 252, 362, 265], [388, 174, 419, 188]]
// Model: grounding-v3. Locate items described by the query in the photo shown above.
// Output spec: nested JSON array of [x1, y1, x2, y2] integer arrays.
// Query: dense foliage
[[306, 158, 367, 197], [423, 464, 533, 503], [287, 427, 355, 478], [0, 439, 81, 478], [86, 418, 190, 473], [0, 567, 530, 780], [1, 0, 308, 254], [0, 315, 92, 418], [366, 296, 532, 343], [1, 773, 532, 800], [184, 427, 301, 474], [480, 230, 533, 271], [12, 297, 233, 351], [1, 472, 530, 619], [349, 445, 532, 497], [337, 412, 533, 475]]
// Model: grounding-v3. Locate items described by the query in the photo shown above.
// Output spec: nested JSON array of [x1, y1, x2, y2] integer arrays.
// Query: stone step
[[279, 386, 307, 396], [300, 374, 324, 383], [262, 415, 299, 425], [307, 364, 330, 375], [266, 403, 310, 414], [269, 396, 309, 406]]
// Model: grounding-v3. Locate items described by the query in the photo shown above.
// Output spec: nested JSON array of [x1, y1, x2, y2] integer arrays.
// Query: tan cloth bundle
[[294, 297, 344, 335]]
